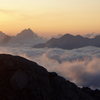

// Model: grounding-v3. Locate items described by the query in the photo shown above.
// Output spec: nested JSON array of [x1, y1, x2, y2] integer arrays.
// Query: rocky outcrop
[[0, 54, 99, 100]]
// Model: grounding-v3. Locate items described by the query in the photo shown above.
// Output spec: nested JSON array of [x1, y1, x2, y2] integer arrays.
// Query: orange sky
[[0, 0, 100, 36]]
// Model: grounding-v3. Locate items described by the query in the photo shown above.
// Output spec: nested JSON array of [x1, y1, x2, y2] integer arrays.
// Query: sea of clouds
[[0, 46, 100, 89]]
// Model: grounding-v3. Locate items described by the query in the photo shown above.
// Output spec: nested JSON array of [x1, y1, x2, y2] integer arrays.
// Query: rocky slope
[[0, 54, 100, 100]]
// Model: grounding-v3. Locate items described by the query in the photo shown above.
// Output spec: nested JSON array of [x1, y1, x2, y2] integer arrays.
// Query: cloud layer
[[0, 46, 100, 89]]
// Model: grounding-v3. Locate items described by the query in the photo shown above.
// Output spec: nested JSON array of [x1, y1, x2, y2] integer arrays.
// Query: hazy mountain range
[[34, 34, 100, 49], [0, 28, 46, 47], [0, 29, 100, 49]]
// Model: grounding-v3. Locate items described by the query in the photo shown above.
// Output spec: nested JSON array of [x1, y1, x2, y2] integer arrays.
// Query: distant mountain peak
[[22, 28, 34, 33], [0, 31, 6, 35], [61, 34, 74, 39], [7, 28, 46, 47], [17, 28, 36, 36], [62, 34, 83, 39], [17, 28, 38, 38], [63, 33, 73, 37]]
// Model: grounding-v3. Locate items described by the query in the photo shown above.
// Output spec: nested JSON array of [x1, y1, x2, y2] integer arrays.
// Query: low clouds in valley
[[0, 46, 100, 89]]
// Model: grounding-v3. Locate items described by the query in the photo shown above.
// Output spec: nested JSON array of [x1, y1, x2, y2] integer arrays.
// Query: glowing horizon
[[0, 0, 100, 36]]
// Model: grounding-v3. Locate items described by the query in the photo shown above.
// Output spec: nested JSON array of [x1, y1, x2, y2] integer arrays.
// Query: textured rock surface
[[0, 54, 99, 100]]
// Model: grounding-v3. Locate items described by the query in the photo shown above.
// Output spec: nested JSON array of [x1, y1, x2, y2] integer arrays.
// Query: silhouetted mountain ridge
[[0, 30, 100, 48], [34, 34, 100, 49], [0, 54, 100, 100]]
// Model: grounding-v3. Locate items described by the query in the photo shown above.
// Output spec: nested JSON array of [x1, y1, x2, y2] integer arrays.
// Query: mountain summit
[[16, 28, 37, 38], [8, 28, 46, 47]]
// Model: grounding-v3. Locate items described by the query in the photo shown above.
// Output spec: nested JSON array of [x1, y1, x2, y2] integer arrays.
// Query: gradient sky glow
[[0, 0, 100, 36]]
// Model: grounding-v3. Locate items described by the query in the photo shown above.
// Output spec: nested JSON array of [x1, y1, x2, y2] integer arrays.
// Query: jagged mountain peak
[[16, 28, 37, 37], [61, 33, 74, 38], [20, 28, 34, 33], [7, 28, 46, 47]]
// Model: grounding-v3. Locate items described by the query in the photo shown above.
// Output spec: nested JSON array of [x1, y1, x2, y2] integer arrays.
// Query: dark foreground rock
[[0, 54, 99, 100]]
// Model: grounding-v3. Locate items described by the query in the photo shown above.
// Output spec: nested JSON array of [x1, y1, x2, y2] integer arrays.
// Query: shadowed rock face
[[0, 54, 100, 100], [0, 54, 51, 100]]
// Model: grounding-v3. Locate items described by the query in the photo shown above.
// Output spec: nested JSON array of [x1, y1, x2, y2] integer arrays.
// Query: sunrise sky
[[0, 0, 100, 36]]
